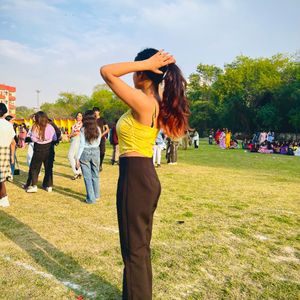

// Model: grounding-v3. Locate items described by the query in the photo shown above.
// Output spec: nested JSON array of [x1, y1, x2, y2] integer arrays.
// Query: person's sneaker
[[22, 184, 28, 190], [156, 164, 161, 167], [85, 200, 95, 204], [99, 166, 103, 172], [6, 176, 13, 182], [43, 187, 52, 192], [26, 185, 37, 193], [71, 174, 80, 180], [0, 196, 10, 207]]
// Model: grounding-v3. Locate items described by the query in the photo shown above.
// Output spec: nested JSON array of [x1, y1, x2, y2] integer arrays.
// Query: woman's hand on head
[[146, 50, 176, 74]]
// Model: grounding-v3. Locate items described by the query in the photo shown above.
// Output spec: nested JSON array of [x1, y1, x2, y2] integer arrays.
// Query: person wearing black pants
[[26, 142, 54, 189], [24, 111, 57, 193], [99, 138, 106, 169], [166, 138, 179, 164], [101, 48, 189, 299], [117, 157, 161, 299], [93, 107, 109, 171]]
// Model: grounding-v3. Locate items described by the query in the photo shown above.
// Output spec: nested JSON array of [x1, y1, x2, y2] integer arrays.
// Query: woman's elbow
[[100, 65, 109, 81]]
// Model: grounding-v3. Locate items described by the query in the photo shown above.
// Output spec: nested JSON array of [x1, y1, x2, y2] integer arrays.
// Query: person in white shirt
[[68, 112, 83, 180], [192, 130, 199, 148], [0, 103, 16, 207]]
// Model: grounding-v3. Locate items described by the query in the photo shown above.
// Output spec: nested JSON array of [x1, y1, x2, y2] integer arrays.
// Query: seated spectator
[[230, 140, 239, 149], [249, 143, 259, 152], [292, 142, 298, 152], [294, 143, 300, 156], [242, 139, 248, 149], [280, 142, 288, 155], [273, 142, 281, 154], [258, 142, 273, 154], [287, 142, 294, 156]]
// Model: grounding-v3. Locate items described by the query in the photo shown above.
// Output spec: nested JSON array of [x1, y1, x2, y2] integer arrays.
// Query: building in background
[[0, 84, 16, 117]]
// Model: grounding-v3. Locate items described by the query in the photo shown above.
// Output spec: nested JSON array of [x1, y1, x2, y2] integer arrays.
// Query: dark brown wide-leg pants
[[117, 157, 161, 300]]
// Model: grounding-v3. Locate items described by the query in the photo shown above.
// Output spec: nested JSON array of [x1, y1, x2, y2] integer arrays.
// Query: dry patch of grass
[[0, 141, 299, 299]]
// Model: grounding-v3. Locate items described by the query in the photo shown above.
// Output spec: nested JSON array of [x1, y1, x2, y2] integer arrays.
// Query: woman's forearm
[[100, 60, 149, 80]]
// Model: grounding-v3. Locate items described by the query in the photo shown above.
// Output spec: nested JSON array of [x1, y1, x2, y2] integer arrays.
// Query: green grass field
[[0, 141, 299, 299]]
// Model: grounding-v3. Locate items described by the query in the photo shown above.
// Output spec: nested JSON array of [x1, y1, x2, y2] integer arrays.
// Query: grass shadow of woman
[[0, 211, 121, 299]]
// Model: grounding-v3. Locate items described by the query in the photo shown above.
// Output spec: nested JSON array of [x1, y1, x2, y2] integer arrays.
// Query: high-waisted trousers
[[117, 157, 161, 300], [26, 142, 54, 187]]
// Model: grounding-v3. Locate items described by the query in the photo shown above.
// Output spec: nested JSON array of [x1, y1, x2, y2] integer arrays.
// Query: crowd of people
[[210, 128, 239, 149], [0, 48, 192, 299], [0, 106, 193, 208], [242, 131, 300, 156], [2, 47, 299, 300], [209, 128, 300, 156]]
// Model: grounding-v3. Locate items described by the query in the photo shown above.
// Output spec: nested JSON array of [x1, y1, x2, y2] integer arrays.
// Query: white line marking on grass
[[172, 268, 217, 299], [255, 234, 269, 241], [277, 276, 300, 285], [98, 226, 119, 233], [271, 255, 300, 264], [1, 255, 97, 298]]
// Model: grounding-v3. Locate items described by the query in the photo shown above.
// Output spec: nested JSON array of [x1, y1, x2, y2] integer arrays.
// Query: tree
[[41, 92, 89, 118], [187, 64, 222, 132], [81, 84, 127, 124], [187, 53, 300, 134], [16, 106, 35, 118]]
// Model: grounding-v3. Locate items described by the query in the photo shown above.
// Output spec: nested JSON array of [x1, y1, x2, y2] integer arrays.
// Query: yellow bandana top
[[116, 110, 159, 157]]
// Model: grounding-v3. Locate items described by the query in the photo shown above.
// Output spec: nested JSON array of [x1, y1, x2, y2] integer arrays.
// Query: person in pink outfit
[[18, 123, 27, 148], [219, 128, 226, 149]]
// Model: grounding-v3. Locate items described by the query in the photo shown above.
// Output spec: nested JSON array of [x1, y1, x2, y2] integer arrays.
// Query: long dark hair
[[135, 48, 190, 138], [83, 110, 100, 143], [33, 111, 49, 141], [75, 112, 83, 119]]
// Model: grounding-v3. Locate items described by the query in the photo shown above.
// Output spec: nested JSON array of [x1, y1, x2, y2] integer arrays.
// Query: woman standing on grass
[[24, 111, 57, 193], [219, 128, 226, 149], [153, 129, 164, 167], [68, 112, 83, 180], [76, 110, 101, 204], [0, 104, 16, 207], [5, 115, 18, 181], [18, 123, 27, 148], [110, 119, 119, 165], [225, 129, 231, 149], [101, 48, 189, 299]]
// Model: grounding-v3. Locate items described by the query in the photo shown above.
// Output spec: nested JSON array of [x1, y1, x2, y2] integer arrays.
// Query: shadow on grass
[[8, 168, 86, 203], [53, 170, 73, 179], [9, 178, 86, 203], [53, 160, 71, 168], [17, 160, 72, 180], [53, 185, 86, 202], [0, 211, 121, 299]]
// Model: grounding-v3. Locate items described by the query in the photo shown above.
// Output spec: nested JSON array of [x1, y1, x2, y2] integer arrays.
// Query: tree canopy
[[188, 53, 300, 134], [37, 84, 127, 124], [16, 53, 300, 134]]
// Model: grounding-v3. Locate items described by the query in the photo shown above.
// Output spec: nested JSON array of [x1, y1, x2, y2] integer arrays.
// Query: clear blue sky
[[0, 0, 299, 107]]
